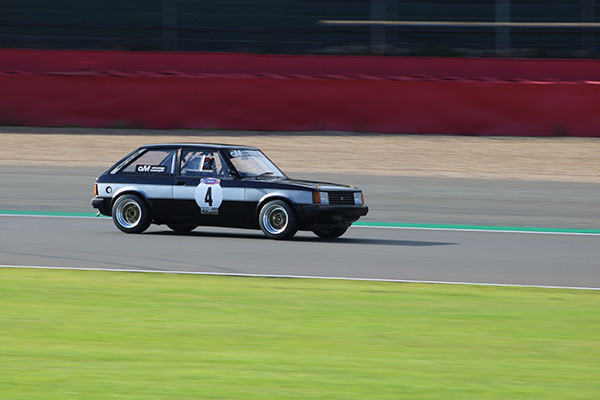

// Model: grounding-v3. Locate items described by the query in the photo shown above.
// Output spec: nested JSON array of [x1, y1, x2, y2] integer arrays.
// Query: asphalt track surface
[[1, 165, 599, 289]]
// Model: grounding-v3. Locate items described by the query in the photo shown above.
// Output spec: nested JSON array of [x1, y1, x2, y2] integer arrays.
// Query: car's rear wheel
[[259, 200, 298, 240], [167, 223, 197, 233], [112, 194, 152, 234], [313, 226, 348, 239]]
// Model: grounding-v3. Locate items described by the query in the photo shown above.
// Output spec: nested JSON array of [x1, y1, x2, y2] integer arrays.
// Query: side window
[[121, 149, 176, 174], [180, 150, 230, 178]]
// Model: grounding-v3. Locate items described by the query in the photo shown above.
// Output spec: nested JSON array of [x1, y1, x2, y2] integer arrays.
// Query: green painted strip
[[0, 210, 100, 218], [353, 221, 600, 235], [1, 210, 598, 234]]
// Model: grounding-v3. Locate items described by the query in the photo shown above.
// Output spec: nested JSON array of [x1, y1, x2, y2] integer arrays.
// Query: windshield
[[227, 149, 286, 178]]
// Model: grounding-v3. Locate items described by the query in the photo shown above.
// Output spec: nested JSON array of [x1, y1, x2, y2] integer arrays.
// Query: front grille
[[328, 191, 356, 205]]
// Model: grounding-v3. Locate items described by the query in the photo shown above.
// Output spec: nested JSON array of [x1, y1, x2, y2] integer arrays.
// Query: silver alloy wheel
[[115, 199, 141, 229], [261, 204, 288, 235]]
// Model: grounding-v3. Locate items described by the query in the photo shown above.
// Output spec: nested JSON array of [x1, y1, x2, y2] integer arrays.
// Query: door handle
[[176, 180, 186, 186]]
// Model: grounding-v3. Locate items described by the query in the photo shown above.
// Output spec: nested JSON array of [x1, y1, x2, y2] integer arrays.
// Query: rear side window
[[121, 149, 177, 174]]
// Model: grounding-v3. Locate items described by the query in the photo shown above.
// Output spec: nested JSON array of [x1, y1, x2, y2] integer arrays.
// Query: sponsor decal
[[136, 165, 167, 173], [200, 207, 219, 215], [201, 178, 221, 185]]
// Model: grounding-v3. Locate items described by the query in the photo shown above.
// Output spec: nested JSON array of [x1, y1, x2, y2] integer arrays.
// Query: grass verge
[[0, 268, 598, 399]]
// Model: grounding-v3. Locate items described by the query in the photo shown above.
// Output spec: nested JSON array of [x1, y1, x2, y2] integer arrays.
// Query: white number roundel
[[194, 178, 223, 209]]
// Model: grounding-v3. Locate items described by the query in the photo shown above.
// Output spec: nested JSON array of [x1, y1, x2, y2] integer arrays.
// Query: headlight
[[354, 192, 364, 205], [312, 191, 329, 204]]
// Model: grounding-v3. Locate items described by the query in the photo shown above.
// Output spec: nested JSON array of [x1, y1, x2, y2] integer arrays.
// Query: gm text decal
[[136, 165, 167, 173]]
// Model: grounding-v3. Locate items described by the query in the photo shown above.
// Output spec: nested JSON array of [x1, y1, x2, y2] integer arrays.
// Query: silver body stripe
[[173, 186, 244, 201], [246, 188, 313, 205], [98, 183, 311, 204], [98, 183, 173, 200]]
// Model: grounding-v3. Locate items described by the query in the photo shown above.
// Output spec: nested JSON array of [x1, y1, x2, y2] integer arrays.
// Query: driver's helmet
[[203, 157, 214, 170]]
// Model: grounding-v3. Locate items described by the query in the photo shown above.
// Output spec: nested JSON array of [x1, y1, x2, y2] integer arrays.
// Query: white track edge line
[[1, 265, 598, 291]]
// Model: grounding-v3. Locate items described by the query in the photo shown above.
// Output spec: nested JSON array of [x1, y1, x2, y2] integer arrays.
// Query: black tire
[[313, 226, 348, 239], [258, 200, 298, 240], [112, 194, 152, 234], [167, 223, 197, 233]]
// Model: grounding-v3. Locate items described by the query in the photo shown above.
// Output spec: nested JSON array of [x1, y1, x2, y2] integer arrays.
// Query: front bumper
[[298, 204, 368, 229]]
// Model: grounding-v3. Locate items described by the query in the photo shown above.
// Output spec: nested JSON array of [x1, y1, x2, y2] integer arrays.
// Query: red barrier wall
[[4, 49, 600, 81], [2, 50, 600, 136], [3, 73, 600, 136]]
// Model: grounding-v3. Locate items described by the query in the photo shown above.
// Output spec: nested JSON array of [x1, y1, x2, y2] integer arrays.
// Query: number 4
[[204, 186, 213, 207]]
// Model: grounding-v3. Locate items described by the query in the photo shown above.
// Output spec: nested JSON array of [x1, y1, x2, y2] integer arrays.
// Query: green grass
[[0, 269, 598, 400]]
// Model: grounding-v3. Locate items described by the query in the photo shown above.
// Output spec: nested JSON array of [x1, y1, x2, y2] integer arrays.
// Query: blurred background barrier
[[3, 0, 600, 136], [1, 0, 599, 58], [3, 49, 600, 80], [1, 50, 600, 136]]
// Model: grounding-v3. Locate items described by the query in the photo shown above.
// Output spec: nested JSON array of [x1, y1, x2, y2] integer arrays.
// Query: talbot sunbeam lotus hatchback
[[92, 143, 368, 240]]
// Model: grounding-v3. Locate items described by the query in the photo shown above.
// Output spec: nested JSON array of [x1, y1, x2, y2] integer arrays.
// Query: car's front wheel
[[259, 200, 298, 240], [313, 226, 348, 239], [112, 194, 152, 234]]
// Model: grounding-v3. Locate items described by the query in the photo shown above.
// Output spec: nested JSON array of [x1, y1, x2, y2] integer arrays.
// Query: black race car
[[92, 143, 368, 240]]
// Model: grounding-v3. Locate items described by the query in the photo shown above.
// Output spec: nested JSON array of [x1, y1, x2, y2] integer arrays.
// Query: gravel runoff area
[[1, 127, 599, 182]]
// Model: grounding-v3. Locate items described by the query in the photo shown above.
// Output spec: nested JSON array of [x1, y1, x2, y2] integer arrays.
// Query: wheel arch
[[111, 187, 153, 212], [255, 194, 300, 220], [112, 187, 149, 204]]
